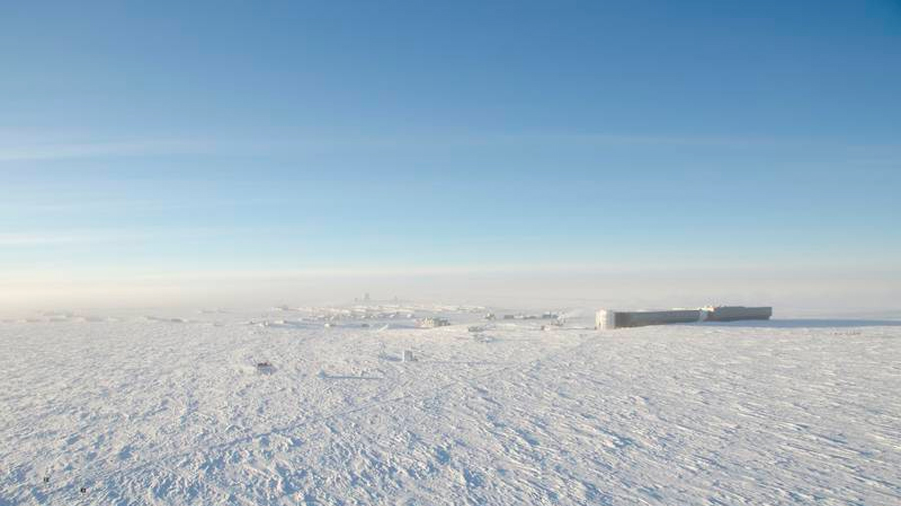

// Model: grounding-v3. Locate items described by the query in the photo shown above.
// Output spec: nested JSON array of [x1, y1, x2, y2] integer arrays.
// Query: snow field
[[1, 311, 899, 505]]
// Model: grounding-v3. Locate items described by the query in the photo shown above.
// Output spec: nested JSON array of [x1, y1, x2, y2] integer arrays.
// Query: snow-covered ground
[[1, 305, 899, 505]]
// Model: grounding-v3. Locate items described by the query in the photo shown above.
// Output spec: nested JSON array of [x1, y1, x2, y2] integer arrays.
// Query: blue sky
[[1, 1, 900, 309]]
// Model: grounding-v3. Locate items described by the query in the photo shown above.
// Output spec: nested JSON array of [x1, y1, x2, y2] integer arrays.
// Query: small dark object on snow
[[256, 361, 272, 368], [43, 477, 50, 483], [80, 487, 87, 493]]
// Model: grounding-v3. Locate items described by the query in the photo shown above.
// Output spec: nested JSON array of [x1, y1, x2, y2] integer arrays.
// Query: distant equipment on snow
[[596, 306, 772, 329], [256, 361, 275, 374], [419, 317, 450, 328]]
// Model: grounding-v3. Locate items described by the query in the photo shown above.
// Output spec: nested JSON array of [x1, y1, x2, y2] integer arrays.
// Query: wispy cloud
[[0, 140, 219, 162], [0, 227, 228, 246], [3, 131, 885, 163], [2, 132, 898, 173], [0, 233, 91, 246]]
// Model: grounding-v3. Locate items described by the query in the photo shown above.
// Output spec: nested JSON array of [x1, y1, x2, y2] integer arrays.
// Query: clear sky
[[2, 1, 900, 312]]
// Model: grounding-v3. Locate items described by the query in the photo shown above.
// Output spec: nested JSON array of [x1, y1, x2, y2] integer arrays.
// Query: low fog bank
[[2, 265, 899, 320]]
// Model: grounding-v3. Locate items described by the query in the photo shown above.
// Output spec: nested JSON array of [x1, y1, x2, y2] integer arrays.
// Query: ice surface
[[1, 307, 899, 505]]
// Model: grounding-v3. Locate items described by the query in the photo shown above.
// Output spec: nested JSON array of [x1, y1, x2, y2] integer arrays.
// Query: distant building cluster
[[501, 312, 558, 321]]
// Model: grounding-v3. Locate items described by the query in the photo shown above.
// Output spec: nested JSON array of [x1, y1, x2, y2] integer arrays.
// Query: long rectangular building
[[702, 306, 772, 322], [596, 306, 772, 329]]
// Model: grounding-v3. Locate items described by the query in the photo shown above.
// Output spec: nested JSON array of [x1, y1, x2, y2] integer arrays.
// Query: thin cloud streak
[[0, 140, 218, 162], [0, 233, 90, 246], [3, 133, 892, 162], [0, 227, 238, 246]]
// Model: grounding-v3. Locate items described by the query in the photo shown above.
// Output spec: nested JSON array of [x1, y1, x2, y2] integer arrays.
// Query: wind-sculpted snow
[[1, 309, 899, 505]]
